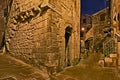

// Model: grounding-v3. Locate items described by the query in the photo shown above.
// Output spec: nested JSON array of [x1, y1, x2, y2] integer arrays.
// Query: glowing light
[[81, 27, 85, 31]]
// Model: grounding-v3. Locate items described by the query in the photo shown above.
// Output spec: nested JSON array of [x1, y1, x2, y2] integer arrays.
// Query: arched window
[[64, 26, 72, 66]]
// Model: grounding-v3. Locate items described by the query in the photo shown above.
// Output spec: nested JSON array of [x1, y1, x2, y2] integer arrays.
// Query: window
[[83, 19, 86, 23], [100, 13, 105, 21], [80, 32, 84, 37], [4, 8, 7, 17]]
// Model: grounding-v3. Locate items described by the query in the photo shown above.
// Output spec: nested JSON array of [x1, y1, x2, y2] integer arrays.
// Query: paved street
[[1, 53, 120, 80], [55, 53, 120, 80], [0, 54, 50, 80]]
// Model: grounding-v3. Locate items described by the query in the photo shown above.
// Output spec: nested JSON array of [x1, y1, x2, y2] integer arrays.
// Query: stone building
[[85, 27, 94, 53], [110, 0, 120, 66], [80, 14, 91, 52], [5, 0, 80, 72], [80, 14, 91, 40], [92, 5, 118, 67], [92, 8, 113, 54]]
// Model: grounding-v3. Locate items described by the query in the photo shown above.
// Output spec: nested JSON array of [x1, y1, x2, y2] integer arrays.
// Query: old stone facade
[[85, 27, 93, 53], [80, 14, 91, 40], [5, 0, 80, 72], [92, 8, 112, 54], [92, 5, 118, 67], [80, 14, 91, 53], [110, 0, 120, 66]]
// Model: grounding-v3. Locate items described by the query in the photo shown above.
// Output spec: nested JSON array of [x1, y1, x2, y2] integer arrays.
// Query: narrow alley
[[0, 0, 120, 80]]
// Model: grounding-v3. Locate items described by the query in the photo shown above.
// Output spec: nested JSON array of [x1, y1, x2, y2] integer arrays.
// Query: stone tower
[[5, 0, 80, 72]]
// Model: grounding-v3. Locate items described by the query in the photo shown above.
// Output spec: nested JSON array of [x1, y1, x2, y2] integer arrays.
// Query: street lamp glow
[[81, 27, 85, 31]]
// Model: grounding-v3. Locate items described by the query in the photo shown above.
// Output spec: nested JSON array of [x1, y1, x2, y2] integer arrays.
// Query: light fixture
[[81, 27, 85, 31]]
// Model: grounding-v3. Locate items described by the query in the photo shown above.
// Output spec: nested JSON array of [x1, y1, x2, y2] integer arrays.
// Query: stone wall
[[111, 0, 120, 66], [6, 0, 80, 72], [0, 0, 6, 48], [92, 8, 110, 53]]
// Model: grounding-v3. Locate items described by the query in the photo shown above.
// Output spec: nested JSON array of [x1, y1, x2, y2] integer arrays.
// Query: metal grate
[[103, 39, 117, 57]]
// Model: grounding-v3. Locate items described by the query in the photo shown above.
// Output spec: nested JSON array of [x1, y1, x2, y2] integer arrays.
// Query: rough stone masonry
[[5, 0, 80, 73]]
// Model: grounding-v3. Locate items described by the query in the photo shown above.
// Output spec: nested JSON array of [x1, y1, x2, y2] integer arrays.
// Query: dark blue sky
[[81, 0, 107, 15]]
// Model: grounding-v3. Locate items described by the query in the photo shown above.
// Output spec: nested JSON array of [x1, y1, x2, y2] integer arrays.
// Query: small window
[[80, 32, 84, 37], [83, 19, 86, 23], [100, 13, 105, 21], [4, 8, 7, 17]]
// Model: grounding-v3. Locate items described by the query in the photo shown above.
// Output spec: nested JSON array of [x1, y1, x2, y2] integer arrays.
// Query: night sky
[[81, 0, 107, 15]]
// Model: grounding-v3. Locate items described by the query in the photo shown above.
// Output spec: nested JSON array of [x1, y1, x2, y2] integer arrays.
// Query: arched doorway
[[65, 26, 72, 67], [85, 37, 93, 53]]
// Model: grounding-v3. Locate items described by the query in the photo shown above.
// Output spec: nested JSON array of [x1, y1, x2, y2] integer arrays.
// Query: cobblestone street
[[55, 53, 120, 80], [0, 53, 120, 80], [0, 54, 50, 80]]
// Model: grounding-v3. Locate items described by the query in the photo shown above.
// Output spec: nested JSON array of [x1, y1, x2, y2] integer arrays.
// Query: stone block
[[105, 57, 112, 63], [98, 59, 104, 67], [110, 54, 117, 58], [111, 58, 117, 67], [104, 57, 113, 67], [104, 57, 117, 67]]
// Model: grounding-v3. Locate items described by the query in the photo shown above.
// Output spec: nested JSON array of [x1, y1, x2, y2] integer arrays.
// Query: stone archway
[[85, 37, 93, 53], [65, 26, 72, 67]]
